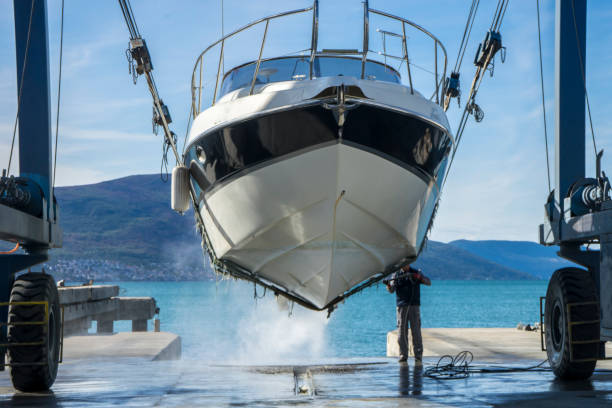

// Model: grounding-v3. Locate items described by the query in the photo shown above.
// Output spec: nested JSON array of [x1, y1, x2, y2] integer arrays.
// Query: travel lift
[[539, 0, 612, 379], [0, 0, 63, 392], [0, 0, 607, 393]]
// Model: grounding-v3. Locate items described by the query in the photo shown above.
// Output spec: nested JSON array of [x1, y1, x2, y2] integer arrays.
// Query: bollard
[[154, 318, 160, 332]]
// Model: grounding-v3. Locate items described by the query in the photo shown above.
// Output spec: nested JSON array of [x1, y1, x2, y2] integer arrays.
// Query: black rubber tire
[[7, 273, 61, 392], [545, 267, 599, 380]]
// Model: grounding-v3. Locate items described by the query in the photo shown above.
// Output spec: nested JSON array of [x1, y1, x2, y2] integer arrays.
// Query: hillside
[[414, 241, 536, 280], [450, 240, 574, 279], [51, 174, 206, 281], [55, 174, 199, 262], [47, 174, 545, 281]]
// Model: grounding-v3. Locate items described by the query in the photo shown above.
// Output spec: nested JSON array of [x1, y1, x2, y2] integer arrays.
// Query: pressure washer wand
[[383, 267, 429, 286]]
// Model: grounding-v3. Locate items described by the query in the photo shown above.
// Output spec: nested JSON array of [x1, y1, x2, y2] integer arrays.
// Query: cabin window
[[219, 56, 401, 98], [187, 105, 450, 194]]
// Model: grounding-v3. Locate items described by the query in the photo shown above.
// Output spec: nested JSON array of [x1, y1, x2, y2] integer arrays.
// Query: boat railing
[[190, 0, 447, 117], [368, 8, 448, 105]]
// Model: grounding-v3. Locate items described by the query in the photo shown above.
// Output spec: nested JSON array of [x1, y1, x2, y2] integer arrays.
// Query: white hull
[[199, 142, 438, 309], [185, 69, 452, 309]]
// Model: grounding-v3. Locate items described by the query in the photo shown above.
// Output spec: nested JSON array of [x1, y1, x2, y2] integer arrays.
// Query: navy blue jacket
[[389, 267, 421, 307]]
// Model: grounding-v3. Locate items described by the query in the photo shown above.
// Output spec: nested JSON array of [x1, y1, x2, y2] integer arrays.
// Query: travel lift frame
[[0, 0, 607, 392], [0, 0, 63, 392], [539, 0, 612, 379]]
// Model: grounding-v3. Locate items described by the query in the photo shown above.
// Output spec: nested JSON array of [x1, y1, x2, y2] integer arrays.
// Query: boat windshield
[[219, 56, 401, 98]]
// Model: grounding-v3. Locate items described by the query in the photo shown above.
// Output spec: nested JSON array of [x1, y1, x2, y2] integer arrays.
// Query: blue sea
[[107, 280, 547, 362]]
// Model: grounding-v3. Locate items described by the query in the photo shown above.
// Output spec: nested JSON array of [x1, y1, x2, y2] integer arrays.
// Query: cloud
[[53, 164, 108, 187], [60, 126, 153, 142], [55, 26, 127, 77]]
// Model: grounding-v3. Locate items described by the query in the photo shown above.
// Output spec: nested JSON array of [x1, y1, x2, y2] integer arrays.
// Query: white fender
[[171, 166, 190, 214]]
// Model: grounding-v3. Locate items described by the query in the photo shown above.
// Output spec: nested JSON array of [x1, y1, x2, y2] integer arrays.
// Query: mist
[[231, 296, 329, 365]]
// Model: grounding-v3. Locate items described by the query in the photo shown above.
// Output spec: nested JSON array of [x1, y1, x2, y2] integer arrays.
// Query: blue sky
[[1, 1, 611, 243]]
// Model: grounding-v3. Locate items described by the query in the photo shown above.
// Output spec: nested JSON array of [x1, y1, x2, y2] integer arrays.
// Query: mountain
[[50, 174, 207, 281], [47, 174, 540, 281], [414, 240, 536, 280], [449, 240, 574, 279]]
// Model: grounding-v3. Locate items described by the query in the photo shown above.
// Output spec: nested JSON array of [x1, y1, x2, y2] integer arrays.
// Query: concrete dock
[[58, 284, 160, 335], [387, 328, 612, 363], [62, 332, 181, 361], [53, 284, 182, 361], [1, 328, 612, 407]]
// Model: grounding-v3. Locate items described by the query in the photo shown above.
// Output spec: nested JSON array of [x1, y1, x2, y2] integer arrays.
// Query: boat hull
[[186, 103, 450, 309]]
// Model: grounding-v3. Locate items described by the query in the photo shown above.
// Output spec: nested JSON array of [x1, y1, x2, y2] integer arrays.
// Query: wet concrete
[[387, 328, 612, 361], [1, 356, 612, 407]]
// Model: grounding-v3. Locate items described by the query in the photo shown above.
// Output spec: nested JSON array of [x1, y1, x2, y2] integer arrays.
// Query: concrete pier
[[56, 284, 182, 361], [62, 332, 181, 361], [59, 285, 158, 335], [387, 328, 612, 362]]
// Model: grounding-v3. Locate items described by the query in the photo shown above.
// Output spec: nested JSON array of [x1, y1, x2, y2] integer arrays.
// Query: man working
[[384, 265, 431, 364]]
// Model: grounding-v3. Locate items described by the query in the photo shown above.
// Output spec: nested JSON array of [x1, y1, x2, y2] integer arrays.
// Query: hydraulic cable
[[117, 0, 223, 272], [117, 0, 180, 166], [442, 0, 509, 189], [454, 0, 480, 73], [7, 0, 35, 176], [536, 0, 552, 193], [569, 0, 598, 160], [52, 0, 65, 199], [118, 0, 140, 39], [489, 0, 509, 32], [495, 0, 510, 31], [444, 0, 480, 111]]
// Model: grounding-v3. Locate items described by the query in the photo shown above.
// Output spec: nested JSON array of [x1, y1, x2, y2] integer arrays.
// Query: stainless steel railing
[[369, 8, 448, 103], [190, 1, 448, 117], [190, 6, 314, 116]]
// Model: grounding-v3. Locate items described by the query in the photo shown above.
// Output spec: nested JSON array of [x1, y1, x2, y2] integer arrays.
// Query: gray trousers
[[397, 305, 423, 360]]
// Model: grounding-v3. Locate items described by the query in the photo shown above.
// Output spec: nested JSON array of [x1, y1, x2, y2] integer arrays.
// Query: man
[[384, 265, 431, 364]]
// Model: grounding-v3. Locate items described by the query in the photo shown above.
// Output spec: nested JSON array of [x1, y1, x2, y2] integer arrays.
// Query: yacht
[[183, 1, 453, 311]]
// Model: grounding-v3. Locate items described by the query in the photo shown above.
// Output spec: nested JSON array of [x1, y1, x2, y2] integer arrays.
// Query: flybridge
[[189, 1, 449, 111]]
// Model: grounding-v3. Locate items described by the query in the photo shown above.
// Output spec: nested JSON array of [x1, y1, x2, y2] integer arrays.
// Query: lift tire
[[7, 273, 61, 392], [545, 267, 599, 380]]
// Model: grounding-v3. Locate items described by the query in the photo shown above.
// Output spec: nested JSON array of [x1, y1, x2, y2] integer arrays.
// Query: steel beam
[[0, 203, 61, 248], [13, 0, 52, 205], [554, 0, 586, 207]]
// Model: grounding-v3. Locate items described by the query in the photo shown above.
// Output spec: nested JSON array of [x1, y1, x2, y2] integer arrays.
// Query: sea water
[[106, 280, 547, 361]]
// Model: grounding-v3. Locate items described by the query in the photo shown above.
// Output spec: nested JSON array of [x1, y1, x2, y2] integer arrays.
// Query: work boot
[[398, 356, 408, 363]]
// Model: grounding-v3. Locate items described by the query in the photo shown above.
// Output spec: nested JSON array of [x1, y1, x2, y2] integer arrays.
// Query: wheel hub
[[551, 300, 564, 351]]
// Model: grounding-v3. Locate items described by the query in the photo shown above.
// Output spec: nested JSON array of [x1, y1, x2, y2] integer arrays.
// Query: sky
[[1, 0, 611, 243]]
